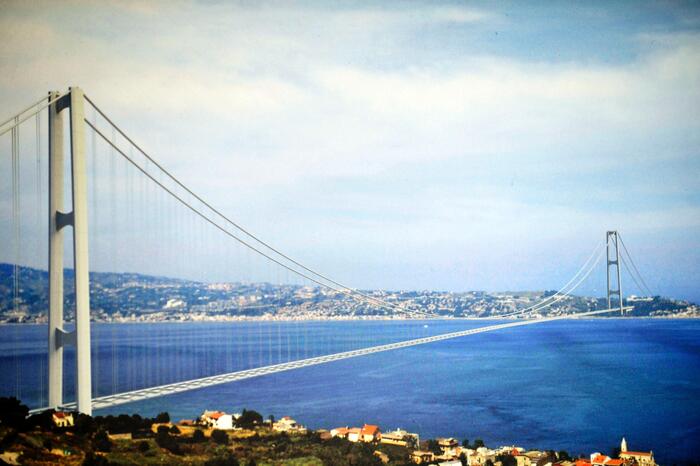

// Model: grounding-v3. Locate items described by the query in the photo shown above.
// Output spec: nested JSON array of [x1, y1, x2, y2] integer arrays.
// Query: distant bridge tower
[[48, 88, 92, 415], [606, 231, 624, 315]]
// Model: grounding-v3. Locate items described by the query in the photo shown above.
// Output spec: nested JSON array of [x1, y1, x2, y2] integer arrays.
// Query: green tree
[[460, 452, 468, 466], [74, 413, 96, 436], [462, 438, 470, 448], [156, 430, 181, 455], [192, 429, 206, 443], [474, 439, 485, 448], [155, 412, 170, 423], [558, 451, 571, 461], [426, 439, 442, 454], [497, 454, 517, 466], [236, 409, 263, 429], [94, 430, 112, 453], [169, 425, 181, 435], [83, 451, 111, 466], [28, 410, 55, 431], [0, 397, 29, 429]]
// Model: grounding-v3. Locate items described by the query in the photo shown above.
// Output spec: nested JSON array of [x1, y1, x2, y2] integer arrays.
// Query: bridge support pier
[[606, 231, 624, 315], [48, 87, 92, 415]]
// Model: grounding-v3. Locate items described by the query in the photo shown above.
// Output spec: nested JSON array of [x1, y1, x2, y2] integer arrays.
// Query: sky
[[1, 0, 699, 301]]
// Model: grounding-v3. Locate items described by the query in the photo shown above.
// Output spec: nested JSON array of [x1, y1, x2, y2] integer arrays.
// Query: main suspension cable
[[84, 118, 435, 318], [617, 234, 653, 296], [82, 95, 431, 318], [0, 92, 66, 138], [498, 241, 605, 318]]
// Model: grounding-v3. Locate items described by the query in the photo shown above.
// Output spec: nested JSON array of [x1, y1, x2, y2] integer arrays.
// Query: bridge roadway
[[56, 307, 629, 412]]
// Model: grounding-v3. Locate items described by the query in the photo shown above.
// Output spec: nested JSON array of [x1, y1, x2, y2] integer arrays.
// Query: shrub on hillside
[[211, 429, 229, 445], [94, 430, 112, 453], [204, 452, 240, 466], [0, 397, 29, 429], [155, 430, 182, 455]]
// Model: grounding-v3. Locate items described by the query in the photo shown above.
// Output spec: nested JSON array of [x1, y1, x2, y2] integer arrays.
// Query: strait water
[[1, 319, 698, 464]]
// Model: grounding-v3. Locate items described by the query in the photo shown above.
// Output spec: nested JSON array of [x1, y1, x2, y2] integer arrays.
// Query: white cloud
[[1, 2, 698, 296]]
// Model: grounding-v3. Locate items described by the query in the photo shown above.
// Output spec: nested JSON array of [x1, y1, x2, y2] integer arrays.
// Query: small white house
[[214, 414, 233, 430], [273, 416, 306, 433], [200, 410, 234, 430]]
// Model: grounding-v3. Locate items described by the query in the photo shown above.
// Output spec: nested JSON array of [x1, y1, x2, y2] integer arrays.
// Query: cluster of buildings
[[324, 422, 656, 466], [196, 410, 307, 434], [408, 437, 655, 466], [199, 410, 240, 430], [330, 424, 383, 443], [10, 263, 696, 323], [46, 406, 658, 466]]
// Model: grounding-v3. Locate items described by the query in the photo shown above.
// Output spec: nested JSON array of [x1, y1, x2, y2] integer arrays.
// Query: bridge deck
[[43, 308, 629, 413]]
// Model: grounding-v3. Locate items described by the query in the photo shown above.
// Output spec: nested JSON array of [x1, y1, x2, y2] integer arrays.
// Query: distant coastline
[[2, 263, 698, 323]]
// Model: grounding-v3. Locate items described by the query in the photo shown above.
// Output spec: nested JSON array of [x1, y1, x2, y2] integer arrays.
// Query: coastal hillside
[[1, 263, 697, 323]]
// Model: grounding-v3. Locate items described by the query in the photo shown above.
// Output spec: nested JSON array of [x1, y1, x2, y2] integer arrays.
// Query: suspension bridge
[[0, 88, 652, 416]]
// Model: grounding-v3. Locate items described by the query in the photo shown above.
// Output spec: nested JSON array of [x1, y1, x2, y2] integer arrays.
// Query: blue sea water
[[1, 319, 698, 464]]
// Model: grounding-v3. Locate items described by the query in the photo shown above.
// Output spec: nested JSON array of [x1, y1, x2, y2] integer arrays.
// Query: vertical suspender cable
[[90, 109, 99, 398], [109, 126, 117, 396], [12, 116, 21, 399]]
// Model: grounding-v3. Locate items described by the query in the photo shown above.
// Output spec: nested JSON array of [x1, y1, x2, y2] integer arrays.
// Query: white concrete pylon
[[47, 87, 92, 415]]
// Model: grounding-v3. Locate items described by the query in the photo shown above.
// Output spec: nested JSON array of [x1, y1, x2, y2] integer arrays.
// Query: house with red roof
[[199, 410, 234, 430], [347, 427, 363, 442], [330, 426, 349, 438], [361, 424, 381, 443], [51, 411, 74, 428]]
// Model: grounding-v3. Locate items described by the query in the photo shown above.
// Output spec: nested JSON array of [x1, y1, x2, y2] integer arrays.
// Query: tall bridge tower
[[47, 88, 92, 415], [606, 231, 624, 315]]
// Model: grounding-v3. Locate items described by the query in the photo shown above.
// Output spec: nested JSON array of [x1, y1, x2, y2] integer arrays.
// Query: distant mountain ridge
[[1, 263, 697, 323]]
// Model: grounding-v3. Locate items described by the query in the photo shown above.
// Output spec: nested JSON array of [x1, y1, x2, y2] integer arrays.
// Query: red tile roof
[[361, 424, 379, 436]]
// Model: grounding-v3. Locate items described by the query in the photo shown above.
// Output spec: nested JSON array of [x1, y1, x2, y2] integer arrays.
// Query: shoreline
[[2, 315, 700, 326]]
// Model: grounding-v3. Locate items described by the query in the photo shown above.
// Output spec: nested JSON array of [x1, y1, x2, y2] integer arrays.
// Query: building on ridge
[[618, 437, 655, 466], [381, 428, 419, 448], [272, 416, 307, 434], [52, 411, 74, 428]]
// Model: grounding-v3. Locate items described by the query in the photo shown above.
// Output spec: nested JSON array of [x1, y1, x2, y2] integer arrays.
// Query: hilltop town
[[0, 264, 700, 323], [0, 397, 660, 466], [1, 264, 698, 324]]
